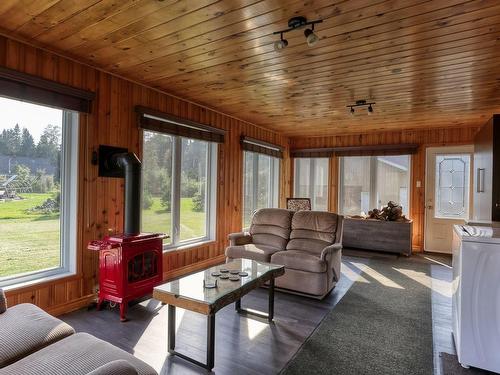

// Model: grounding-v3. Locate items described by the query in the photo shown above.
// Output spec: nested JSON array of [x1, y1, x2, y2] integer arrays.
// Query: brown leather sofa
[[226, 208, 344, 299]]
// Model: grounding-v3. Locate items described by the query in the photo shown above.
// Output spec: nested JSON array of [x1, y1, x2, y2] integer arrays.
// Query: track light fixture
[[347, 100, 376, 115], [273, 16, 323, 51], [273, 32, 288, 52]]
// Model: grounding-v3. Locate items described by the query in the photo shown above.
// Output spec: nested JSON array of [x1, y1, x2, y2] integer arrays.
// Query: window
[[435, 154, 470, 219], [141, 130, 217, 248], [294, 158, 329, 211], [339, 155, 410, 216], [0, 97, 78, 287], [243, 152, 280, 228]]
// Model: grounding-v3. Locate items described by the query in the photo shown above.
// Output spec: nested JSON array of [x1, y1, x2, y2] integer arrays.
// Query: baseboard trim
[[163, 255, 226, 281], [47, 294, 97, 316]]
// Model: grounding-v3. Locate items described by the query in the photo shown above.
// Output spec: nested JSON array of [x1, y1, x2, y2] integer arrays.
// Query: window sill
[[163, 239, 217, 253], [1, 271, 76, 292]]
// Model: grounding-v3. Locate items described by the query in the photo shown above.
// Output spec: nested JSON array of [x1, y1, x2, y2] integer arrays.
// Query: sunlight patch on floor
[[393, 267, 452, 298], [341, 262, 370, 283], [351, 262, 405, 289], [245, 316, 268, 340]]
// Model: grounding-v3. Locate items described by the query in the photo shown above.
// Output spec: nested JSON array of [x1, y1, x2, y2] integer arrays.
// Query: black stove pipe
[[113, 152, 142, 236]]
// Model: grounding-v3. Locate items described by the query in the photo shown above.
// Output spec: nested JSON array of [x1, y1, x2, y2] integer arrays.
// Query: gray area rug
[[281, 259, 434, 375], [440, 353, 496, 375]]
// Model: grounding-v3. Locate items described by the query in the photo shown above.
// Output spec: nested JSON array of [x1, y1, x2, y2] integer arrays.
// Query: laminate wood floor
[[61, 254, 455, 375]]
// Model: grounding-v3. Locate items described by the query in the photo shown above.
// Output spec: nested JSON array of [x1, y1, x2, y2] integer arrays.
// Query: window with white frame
[[339, 155, 410, 216], [0, 97, 78, 287], [294, 158, 329, 211], [243, 151, 280, 228], [141, 130, 217, 248]]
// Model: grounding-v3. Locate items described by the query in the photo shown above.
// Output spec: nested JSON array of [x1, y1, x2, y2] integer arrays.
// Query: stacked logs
[[367, 201, 410, 222]]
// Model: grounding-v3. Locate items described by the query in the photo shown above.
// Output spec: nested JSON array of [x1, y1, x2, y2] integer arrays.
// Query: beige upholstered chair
[[271, 210, 343, 299], [226, 208, 343, 299], [226, 208, 294, 262]]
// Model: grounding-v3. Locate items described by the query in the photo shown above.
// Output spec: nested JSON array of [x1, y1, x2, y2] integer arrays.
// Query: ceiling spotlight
[[274, 33, 288, 52], [273, 16, 323, 51], [346, 100, 376, 116], [304, 25, 319, 47]]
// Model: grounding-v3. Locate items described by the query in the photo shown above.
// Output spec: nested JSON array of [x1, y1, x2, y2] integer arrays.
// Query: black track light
[[304, 24, 319, 47], [273, 17, 322, 51], [274, 33, 288, 52], [346, 100, 376, 116]]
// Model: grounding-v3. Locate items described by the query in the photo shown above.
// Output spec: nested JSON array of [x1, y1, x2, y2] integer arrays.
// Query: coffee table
[[153, 258, 285, 371]]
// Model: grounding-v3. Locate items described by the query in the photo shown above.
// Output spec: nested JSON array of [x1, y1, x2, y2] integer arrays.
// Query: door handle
[[426, 205, 433, 209]]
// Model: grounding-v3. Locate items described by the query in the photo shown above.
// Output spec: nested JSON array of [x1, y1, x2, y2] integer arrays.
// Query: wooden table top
[[153, 258, 285, 315]]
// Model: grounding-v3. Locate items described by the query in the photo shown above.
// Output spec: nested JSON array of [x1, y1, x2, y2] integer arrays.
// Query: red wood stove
[[88, 232, 166, 321], [88, 150, 167, 321]]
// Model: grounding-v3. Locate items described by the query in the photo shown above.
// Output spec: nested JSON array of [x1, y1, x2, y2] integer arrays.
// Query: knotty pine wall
[[289, 126, 480, 251], [1, 35, 292, 314]]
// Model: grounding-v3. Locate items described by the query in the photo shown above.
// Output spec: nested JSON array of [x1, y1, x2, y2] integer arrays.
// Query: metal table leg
[[235, 277, 276, 322], [167, 304, 216, 371]]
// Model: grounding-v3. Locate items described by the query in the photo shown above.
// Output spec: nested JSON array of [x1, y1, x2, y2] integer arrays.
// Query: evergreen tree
[[20, 128, 36, 157], [36, 124, 61, 161]]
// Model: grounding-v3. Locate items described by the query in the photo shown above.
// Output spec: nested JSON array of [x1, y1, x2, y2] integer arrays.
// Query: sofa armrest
[[0, 288, 6, 314], [320, 243, 342, 281], [228, 232, 252, 246], [87, 360, 138, 375]]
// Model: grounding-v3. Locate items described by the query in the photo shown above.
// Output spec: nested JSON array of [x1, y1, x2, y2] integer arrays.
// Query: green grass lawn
[[142, 196, 206, 243], [1, 194, 205, 278], [0, 193, 60, 278]]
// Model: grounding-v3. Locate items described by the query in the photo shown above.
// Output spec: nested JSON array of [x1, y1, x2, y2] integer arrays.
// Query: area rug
[[281, 259, 434, 375], [440, 353, 496, 375]]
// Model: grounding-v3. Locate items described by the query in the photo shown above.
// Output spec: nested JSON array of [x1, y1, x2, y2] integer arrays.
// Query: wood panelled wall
[[290, 127, 480, 251], [1, 35, 291, 314]]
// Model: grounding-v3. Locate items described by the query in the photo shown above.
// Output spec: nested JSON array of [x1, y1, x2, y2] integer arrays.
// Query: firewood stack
[[367, 201, 410, 222]]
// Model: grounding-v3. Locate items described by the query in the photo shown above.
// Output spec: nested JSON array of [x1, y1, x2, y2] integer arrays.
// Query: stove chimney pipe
[[114, 152, 142, 236]]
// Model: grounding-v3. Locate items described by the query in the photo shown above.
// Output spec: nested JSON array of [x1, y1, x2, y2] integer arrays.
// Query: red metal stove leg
[[120, 302, 128, 322]]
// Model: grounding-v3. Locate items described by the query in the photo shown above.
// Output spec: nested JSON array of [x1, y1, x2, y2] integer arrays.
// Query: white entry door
[[425, 146, 473, 253]]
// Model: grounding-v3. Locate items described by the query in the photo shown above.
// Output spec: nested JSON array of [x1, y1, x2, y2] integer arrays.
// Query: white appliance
[[452, 224, 500, 372]]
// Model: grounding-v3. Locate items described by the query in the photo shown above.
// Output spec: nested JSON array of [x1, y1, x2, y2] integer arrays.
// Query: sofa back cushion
[[287, 211, 339, 256], [250, 208, 294, 250]]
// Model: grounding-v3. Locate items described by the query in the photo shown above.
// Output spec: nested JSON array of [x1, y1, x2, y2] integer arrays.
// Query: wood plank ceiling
[[0, 0, 499, 136]]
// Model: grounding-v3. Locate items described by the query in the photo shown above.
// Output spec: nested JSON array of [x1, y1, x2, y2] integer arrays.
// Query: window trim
[[293, 157, 329, 211], [142, 131, 218, 252], [338, 155, 412, 216], [0, 109, 78, 288], [242, 151, 280, 228]]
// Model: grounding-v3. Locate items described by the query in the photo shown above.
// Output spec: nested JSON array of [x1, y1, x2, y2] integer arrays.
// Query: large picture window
[[243, 151, 280, 227], [294, 158, 329, 211], [0, 97, 78, 287], [339, 155, 410, 216], [141, 130, 217, 248]]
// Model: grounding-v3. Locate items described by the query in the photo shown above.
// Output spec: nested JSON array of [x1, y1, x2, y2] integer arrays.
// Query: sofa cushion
[[249, 208, 293, 250], [0, 303, 75, 368], [287, 211, 339, 255], [0, 332, 157, 375], [226, 244, 281, 262], [87, 360, 138, 375], [271, 250, 327, 273], [0, 289, 6, 314]]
